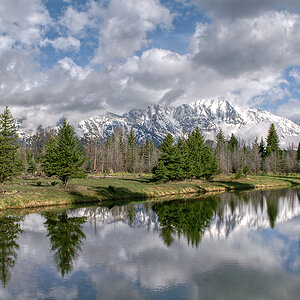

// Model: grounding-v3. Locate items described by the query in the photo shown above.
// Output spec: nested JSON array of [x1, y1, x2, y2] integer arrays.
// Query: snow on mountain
[[78, 99, 300, 146]]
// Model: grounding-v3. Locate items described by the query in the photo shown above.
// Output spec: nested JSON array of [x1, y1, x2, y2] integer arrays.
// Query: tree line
[[0, 106, 300, 189]]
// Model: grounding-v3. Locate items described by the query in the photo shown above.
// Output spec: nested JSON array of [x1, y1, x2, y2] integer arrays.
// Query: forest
[[0, 106, 300, 188]]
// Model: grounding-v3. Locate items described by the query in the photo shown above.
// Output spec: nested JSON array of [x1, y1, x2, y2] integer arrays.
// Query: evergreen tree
[[185, 127, 218, 179], [0, 107, 24, 192], [228, 134, 238, 153], [152, 134, 184, 181], [127, 128, 138, 173], [266, 123, 280, 156], [42, 137, 58, 177], [259, 137, 266, 159], [297, 142, 300, 162], [42, 120, 85, 187]]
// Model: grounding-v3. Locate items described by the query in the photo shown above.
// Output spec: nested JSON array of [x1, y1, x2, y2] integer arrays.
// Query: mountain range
[[78, 99, 300, 146]]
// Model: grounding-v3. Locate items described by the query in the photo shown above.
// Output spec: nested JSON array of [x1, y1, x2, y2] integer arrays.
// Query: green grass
[[0, 173, 300, 210]]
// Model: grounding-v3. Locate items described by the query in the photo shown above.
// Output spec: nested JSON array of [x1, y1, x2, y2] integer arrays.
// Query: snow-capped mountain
[[78, 99, 300, 146]]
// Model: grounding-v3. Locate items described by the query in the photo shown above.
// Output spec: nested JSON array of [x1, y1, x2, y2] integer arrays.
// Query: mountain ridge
[[78, 99, 300, 146]]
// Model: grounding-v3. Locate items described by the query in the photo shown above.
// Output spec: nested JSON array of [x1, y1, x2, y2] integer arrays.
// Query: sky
[[1, 0, 300, 130]]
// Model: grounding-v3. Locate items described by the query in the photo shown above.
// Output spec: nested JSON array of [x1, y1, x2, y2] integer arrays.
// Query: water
[[1, 188, 300, 299]]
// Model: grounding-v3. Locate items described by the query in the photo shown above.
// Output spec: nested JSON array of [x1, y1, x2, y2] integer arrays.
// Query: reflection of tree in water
[[153, 196, 219, 247], [266, 194, 279, 229], [127, 204, 136, 226], [43, 212, 87, 277], [0, 216, 23, 287]]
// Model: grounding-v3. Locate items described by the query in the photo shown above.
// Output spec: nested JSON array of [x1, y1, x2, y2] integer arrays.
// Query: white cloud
[[59, 6, 96, 35], [289, 69, 300, 83], [1, 0, 300, 128], [193, 0, 300, 20], [42, 36, 81, 52], [93, 0, 173, 63], [58, 57, 92, 80], [191, 11, 300, 76], [0, 0, 51, 51], [275, 98, 300, 124]]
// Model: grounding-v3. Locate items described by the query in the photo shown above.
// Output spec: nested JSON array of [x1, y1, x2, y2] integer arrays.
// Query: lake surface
[[1, 188, 300, 299]]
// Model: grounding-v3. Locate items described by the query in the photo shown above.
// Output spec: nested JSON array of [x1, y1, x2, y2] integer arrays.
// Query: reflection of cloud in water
[[0, 189, 300, 299]]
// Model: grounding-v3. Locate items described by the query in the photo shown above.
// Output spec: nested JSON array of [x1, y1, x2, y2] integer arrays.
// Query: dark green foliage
[[297, 142, 300, 162], [243, 165, 250, 176], [152, 160, 169, 182], [216, 130, 226, 145], [152, 134, 184, 181], [42, 137, 58, 177], [266, 123, 280, 157], [184, 127, 218, 179], [266, 198, 279, 228], [0, 107, 24, 188], [43, 212, 87, 277], [127, 128, 138, 173], [259, 137, 266, 159], [228, 134, 238, 153], [153, 128, 218, 182], [0, 216, 23, 287], [152, 196, 219, 247], [42, 120, 85, 187], [235, 168, 243, 179]]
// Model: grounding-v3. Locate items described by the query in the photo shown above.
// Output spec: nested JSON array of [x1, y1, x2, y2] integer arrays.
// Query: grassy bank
[[0, 173, 300, 210]]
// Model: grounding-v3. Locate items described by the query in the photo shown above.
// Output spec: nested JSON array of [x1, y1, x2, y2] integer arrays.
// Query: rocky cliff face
[[78, 99, 300, 146]]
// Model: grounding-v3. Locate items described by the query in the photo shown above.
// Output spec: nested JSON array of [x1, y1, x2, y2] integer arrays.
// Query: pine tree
[[266, 123, 280, 157], [127, 128, 138, 173], [259, 137, 266, 159], [297, 142, 300, 162], [42, 120, 85, 187], [228, 134, 238, 153], [152, 134, 184, 181], [185, 127, 218, 179], [152, 160, 168, 182], [42, 137, 58, 177], [0, 107, 24, 192]]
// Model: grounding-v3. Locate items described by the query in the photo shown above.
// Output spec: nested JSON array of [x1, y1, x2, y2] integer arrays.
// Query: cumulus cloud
[[41, 36, 81, 52], [59, 6, 96, 35], [1, 0, 300, 128], [193, 0, 300, 20], [93, 0, 173, 63], [0, 0, 51, 51], [289, 68, 300, 83], [191, 11, 300, 76], [275, 98, 300, 124]]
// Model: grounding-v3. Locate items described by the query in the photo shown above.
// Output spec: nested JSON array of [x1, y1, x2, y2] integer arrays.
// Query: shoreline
[[0, 174, 300, 211]]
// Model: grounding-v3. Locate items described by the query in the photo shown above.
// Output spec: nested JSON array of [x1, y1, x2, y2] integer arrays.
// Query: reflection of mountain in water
[[70, 189, 300, 245]]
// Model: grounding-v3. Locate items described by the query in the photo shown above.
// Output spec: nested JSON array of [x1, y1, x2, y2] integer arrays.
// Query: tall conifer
[[0, 107, 23, 192], [42, 120, 85, 187], [266, 123, 280, 156]]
